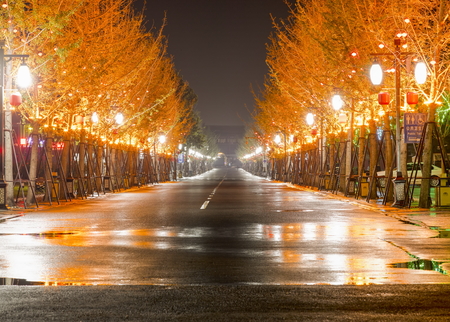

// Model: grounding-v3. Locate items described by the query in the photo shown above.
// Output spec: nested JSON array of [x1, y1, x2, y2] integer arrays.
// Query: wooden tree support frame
[[11, 130, 38, 209], [406, 122, 450, 208]]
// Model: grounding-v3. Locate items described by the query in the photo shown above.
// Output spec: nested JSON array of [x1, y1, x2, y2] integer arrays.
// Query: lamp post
[[370, 36, 427, 173], [274, 132, 287, 180], [0, 41, 32, 209], [370, 36, 427, 207], [331, 93, 360, 194]]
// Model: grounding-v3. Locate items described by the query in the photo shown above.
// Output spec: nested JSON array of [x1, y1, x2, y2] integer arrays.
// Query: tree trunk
[[78, 133, 86, 197], [87, 138, 94, 194], [358, 125, 366, 176], [26, 123, 39, 206], [339, 133, 346, 192], [96, 144, 103, 192], [110, 146, 116, 189], [329, 141, 335, 190], [60, 133, 71, 199], [44, 135, 53, 201], [128, 148, 134, 187], [419, 103, 437, 208], [369, 119, 378, 199], [384, 113, 394, 201]]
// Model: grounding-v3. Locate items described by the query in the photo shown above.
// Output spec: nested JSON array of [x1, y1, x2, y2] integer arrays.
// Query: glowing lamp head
[[415, 62, 427, 84], [274, 134, 281, 144], [370, 63, 383, 85], [16, 63, 32, 88], [306, 113, 314, 126], [115, 112, 124, 125], [332, 94, 343, 111], [158, 134, 166, 144], [91, 112, 99, 124]]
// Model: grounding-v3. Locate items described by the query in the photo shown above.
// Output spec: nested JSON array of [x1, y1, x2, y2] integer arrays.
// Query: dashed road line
[[200, 176, 226, 209]]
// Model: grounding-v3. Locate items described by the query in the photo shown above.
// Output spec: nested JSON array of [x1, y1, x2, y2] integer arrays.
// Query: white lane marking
[[200, 175, 226, 209]]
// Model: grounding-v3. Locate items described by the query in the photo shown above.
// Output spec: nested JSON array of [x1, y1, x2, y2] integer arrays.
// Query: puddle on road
[[0, 277, 94, 286], [0, 277, 44, 285], [435, 230, 450, 238], [275, 209, 315, 213], [32, 231, 80, 238], [388, 259, 448, 275], [429, 227, 450, 238], [0, 231, 80, 238]]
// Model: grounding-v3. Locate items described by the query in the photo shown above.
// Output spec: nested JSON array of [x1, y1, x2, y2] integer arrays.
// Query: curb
[[0, 214, 24, 223], [286, 183, 448, 231]]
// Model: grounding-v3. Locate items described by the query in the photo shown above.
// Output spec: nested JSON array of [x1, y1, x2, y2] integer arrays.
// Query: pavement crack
[[383, 239, 420, 260], [382, 238, 449, 276]]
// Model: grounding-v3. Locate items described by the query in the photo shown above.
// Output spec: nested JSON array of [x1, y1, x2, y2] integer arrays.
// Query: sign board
[[404, 113, 427, 143], [177, 153, 184, 164]]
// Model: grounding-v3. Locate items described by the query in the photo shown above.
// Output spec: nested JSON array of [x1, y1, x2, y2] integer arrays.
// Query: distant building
[[206, 125, 245, 159]]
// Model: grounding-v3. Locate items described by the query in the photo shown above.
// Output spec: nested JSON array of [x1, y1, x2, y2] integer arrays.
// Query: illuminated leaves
[[1, 0, 196, 150], [254, 0, 450, 146]]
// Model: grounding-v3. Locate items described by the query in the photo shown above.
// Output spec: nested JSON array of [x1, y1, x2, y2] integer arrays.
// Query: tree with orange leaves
[[0, 0, 200, 206], [254, 0, 450, 207]]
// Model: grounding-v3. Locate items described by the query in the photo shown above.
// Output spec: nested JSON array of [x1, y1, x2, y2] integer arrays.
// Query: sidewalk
[[288, 183, 450, 234], [0, 185, 146, 223]]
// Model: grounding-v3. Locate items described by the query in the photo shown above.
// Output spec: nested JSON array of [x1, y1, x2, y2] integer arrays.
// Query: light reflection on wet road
[[0, 168, 448, 285]]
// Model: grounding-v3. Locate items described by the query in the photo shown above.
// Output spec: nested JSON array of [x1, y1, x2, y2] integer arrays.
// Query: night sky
[[134, 0, 293, 126]]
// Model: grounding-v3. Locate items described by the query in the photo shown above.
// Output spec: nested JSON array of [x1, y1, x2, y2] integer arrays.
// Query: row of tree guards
[[242, 121, 450, 209], [8, 130, 212, 209], [0, 1, 211, 209], [248, 1, 450, 209]]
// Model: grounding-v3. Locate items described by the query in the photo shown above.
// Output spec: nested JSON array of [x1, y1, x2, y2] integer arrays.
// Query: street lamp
[[158, 134, 166, 144], [331, 93, 358, 194], [370, 36, 427, 172], [370, 35, 428, 207], [331, 94, 344, 111], [0, 41, 32, 209], [115, 112, 124, 125], [369, 61, 383, 86], [274, 134, 282, 144], [16, 61, 32, 88], [415, 61, 427, 85], [91, 112, 99, 124], [306, 113, 314, 126]]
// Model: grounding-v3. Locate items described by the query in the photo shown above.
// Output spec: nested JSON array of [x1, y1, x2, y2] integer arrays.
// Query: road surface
[[1, 168, 449, 320]]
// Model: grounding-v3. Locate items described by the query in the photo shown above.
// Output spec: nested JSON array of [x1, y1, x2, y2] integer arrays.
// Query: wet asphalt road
[[1, 167, 450, 320]]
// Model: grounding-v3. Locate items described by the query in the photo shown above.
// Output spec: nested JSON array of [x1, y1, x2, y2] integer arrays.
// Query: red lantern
[[407, 92, 419, 105], [10, 92, 22, 107], [52, 142, 64, 150], [75, 115, 84, 124], [378, 92, 390, 105], [311, 127, 318, 136]]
